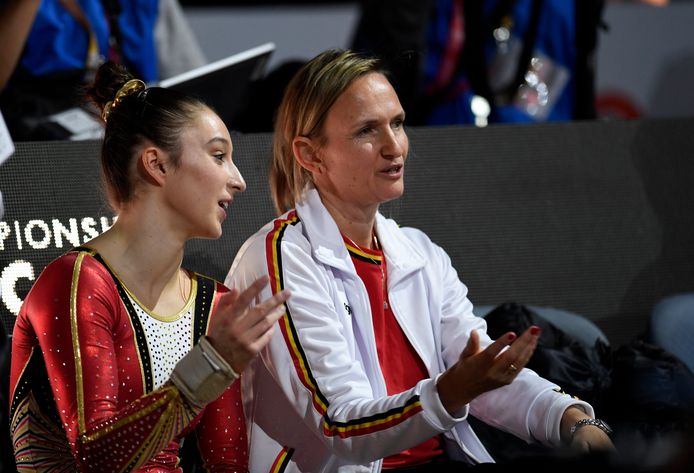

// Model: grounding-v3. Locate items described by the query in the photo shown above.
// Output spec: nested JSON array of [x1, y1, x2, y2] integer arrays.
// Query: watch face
[[597, 419, 613, 433]]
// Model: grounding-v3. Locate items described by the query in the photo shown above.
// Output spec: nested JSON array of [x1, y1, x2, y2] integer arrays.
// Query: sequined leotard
[[9, 248, 248, 472]]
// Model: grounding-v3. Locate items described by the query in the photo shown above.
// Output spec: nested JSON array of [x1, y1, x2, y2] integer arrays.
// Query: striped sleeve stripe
[[269, 446, 294, 473], [70, 250, 91, 434], [264, 211, 328, 414], [322, 396, 423, 438], [263, 211, 424, 439]]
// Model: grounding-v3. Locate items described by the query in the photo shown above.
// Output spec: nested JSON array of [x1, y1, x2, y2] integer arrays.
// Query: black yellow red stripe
[[263, 211, 425, 439], [343, 241, 383, 265], [264, 211, 328, 415], [269, 446, 294, 473], [322, 396, 423, 438]]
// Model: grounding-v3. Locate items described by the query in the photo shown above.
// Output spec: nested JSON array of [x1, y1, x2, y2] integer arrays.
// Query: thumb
[[461, 330, 480, 359]]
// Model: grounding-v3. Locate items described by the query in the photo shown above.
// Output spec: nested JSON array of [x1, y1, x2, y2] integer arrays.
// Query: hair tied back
[[102, 79, 147, 122]]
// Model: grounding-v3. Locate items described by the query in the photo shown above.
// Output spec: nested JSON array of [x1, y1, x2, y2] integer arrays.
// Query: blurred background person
[[0, 0, 206, 141], [351, 0, 606, 126]]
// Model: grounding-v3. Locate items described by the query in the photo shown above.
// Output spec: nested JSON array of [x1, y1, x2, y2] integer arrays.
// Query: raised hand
[[437, 326, 541, 414], [207, 276, 290, 374]]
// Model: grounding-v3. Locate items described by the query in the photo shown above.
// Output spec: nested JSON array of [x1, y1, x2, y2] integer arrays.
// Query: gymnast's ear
[[138, 145, 170, 186]]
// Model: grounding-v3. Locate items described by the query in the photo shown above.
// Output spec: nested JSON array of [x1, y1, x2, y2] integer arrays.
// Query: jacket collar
[[296, 186, 426, 280]]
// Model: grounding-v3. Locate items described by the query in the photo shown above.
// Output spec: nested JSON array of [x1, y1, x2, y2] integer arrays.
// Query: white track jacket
[[225, 187, 592, 473]]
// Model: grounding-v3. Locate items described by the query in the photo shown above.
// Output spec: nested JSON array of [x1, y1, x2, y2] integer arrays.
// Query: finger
[[210, 289, 240, 331], [500, 325, 540, 360], [511, 326, 541, 364], [233, 276, 271, 315], [244, 303, 286, 341], [513, 340, 537, 370], [217, 287, 240, 310], [237, 290, 289, 331], [519, 325, 541, 341], [483, 332, 517, 359], [244, 290, 290, 332], [497, 327, 540, 376], [246, 323, 277, 354], [253, 289, 291, 316], [460, 330, 480, 359]]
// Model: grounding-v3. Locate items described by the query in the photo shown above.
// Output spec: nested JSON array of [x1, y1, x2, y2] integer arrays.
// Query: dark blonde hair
[[85, 61, 208, 208], [270, 49, 384, 214]]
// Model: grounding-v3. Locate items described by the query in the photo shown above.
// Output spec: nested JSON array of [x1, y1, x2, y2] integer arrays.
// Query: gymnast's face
[[165, 108, 246, 240], [310, 72, 408, 214]]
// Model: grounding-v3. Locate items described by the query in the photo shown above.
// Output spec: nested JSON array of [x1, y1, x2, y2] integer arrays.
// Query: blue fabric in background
[[20, 0, 159, 82], [423, 0, 577, 125]]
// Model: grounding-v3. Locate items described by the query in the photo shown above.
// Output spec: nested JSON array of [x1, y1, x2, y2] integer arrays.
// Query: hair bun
[[101, 79, 147, 122], [85, 61, 137, 116]]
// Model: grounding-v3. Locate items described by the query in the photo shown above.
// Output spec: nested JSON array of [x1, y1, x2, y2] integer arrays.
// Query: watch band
[[570, 418, 613, 438]]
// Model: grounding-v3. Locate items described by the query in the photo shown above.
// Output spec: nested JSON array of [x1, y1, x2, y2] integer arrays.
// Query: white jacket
[[225, 187, 592, 473]]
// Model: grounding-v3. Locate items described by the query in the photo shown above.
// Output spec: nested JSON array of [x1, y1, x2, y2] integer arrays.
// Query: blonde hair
[[270, 49, 383, 215]]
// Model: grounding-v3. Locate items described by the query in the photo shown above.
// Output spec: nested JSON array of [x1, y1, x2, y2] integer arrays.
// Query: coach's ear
[[293, 136, 323, 175]]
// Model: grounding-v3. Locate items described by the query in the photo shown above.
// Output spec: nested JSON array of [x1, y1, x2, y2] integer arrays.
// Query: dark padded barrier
[[391, 119, 694, 347], [1, 118, 693, 346]]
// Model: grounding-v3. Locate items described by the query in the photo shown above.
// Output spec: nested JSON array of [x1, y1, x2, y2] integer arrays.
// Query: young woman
[[9, 61, 289, 472], [225, 49, 614, 472]]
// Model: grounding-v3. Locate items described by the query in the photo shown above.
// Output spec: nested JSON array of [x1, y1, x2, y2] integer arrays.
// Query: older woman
[[9, 61, 289, 472], [226, 49, 613, 472]]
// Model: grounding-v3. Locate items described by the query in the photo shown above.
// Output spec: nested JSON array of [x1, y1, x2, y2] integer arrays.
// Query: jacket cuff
[[418, 374, 468, 431], [535, 391, 594, 446], [170, 336, 239, 408]]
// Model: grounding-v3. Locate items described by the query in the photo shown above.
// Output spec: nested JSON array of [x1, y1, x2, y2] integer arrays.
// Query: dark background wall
[[2, 118, 692, 348]]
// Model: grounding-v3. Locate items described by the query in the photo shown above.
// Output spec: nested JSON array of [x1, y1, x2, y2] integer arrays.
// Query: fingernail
[[530, 326, 541, 336], [507, 333, 517, 342]]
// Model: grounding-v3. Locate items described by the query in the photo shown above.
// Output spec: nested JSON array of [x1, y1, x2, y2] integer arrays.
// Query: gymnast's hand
[[207, 276, 290, 374], [436, 326, 541, 414]]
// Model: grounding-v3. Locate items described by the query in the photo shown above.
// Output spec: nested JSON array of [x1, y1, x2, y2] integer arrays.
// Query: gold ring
[[509, 363, 518, 372]]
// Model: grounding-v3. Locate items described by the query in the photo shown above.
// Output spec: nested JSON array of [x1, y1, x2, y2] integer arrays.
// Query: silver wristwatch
[[570, 418, 613, 438]]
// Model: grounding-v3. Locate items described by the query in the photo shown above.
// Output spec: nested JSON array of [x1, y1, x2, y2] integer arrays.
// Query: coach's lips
[[380, 163, 403, 178]]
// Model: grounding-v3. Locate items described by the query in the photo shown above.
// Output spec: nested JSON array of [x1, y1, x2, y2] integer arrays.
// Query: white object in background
[[0, 110, 13, 166], [0, 109, 14, 221], [471, 95, 491, 127], [48, 107, 105, 141]]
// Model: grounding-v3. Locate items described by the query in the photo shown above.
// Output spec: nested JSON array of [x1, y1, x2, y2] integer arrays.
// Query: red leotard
[[9, 248, 248, 472]]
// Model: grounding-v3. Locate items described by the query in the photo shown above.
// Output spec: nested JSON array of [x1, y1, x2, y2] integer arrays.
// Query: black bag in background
[[605, 340, 694, 437], [468, 301, 613, 463], [596, 339, 694, 470], [483, 302, 613, 408], [471, 302, 694, 467]]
